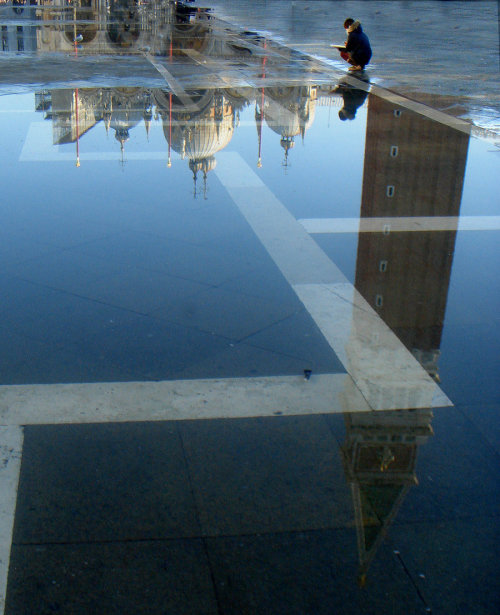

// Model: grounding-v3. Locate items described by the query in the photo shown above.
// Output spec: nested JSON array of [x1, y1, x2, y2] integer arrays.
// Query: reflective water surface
[[0, 2, 499, 614]]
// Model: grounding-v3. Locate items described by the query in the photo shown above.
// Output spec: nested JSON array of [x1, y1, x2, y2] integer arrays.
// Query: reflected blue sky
[[1, 84, 498, 395]]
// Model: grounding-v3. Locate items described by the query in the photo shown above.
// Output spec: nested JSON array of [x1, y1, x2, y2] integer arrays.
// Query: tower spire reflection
[[341, 90, 470, 585]]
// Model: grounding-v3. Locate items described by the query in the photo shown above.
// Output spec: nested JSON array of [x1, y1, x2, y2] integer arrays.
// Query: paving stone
[[205, 529, 424, 615], [179, 415, 354, 536], [6, 539, 218, 615], [13, 422, 200, 544]]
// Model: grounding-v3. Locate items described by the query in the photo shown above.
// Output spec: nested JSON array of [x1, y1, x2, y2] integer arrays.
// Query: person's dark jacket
[[345, 21, 372, 67]]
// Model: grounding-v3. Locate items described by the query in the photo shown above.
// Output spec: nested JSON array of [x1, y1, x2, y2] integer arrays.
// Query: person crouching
[[340, 18, 372, 72]]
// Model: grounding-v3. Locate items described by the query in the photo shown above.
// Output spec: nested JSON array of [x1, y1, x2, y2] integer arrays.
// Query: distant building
[[1, 6, 37, 52]]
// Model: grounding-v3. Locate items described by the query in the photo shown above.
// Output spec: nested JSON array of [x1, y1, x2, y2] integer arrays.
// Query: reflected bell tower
[[343, 94, 469, 584]]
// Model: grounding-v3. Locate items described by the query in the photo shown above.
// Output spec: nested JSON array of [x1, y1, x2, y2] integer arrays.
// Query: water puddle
[[1, 2, 499, 614]]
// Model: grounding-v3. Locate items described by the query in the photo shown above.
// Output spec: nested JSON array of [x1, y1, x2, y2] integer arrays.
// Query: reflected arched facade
[[63, 6, 99, 45]]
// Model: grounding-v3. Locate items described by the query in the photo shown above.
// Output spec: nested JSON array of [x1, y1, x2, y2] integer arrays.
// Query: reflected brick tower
[[355, 95, 469, 378], [343, 95, 469, 585]]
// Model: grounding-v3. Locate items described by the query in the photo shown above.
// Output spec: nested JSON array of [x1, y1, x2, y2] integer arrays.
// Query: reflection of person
[[339, 18, 372, 72], [330, 76, 370, 120], [338, 87, 368, 120]]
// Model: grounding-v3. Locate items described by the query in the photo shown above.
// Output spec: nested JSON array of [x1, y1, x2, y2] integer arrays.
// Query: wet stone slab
[[178, 414, 354, 536], [12, 422, 201, 544], [205, 529, 425, 615], [6, 539, 219, 615], [7, 415, 433, 615]]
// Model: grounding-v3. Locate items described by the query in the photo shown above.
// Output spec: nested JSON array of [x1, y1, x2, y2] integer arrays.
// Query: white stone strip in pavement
[[180, 47, 223, 69], [180, 48, 253, 88], [19, 121, 54, 161], [143, 53, 200, 111], [294, 283, 450, 411], [215, 153, 348, 286], [17, 121, 272, 163], [215, 151, 452, 411], [299, 216, 500, 234], [0, 425, 23, 614], [18, 123, 175, 164], [0, 374, 369, 427]]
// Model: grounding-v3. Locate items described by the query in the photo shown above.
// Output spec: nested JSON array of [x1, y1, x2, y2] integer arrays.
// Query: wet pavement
[[0, 1, 499, 614], [203, 0, 500, 133]]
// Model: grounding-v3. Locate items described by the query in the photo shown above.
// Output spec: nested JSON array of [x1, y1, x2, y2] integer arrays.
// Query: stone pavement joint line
[[143, 53, 201, 111]]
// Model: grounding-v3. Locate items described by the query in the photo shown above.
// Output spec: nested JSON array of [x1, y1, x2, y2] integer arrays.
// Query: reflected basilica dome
[[155, 89, 244, 196], [103, 88, 153, 151], [261, 86, 317, 165]]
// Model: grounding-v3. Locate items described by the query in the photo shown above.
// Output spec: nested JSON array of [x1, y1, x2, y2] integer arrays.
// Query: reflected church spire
[[341, 408, 433, 586]]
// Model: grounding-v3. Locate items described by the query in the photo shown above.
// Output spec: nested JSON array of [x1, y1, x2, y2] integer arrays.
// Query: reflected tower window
[[2, 25, 7, 52], [16, 25, 24, 52]]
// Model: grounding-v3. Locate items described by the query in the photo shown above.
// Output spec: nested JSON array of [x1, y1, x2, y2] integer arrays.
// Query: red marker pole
[[75, 87, 80, 167]]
